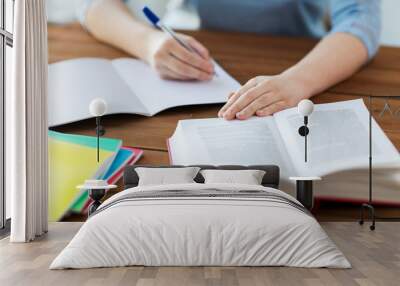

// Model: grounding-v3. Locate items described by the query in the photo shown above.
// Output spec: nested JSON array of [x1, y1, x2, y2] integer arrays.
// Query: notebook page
[[274, 99, 400, 176], [169, 117, 296, 181], [112, 58, 240, 115], [48, 58, 149, 127]]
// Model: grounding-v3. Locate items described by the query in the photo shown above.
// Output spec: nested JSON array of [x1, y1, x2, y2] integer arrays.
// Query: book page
[[112, 58, 241, 115], [48, 58, 149, 127], [169, 117, 296, 181], [274, 99, 400, 176]]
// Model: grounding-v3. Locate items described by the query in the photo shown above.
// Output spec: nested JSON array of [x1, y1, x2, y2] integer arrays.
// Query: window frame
[[0, 0, 13, 236]]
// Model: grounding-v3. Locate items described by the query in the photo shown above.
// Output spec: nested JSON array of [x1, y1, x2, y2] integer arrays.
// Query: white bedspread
[[50, 183, 350, 269]]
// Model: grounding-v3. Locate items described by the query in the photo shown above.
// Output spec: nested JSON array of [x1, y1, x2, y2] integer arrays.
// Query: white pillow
[[136, 167, 200, 186], [200, 169, 266, 185]]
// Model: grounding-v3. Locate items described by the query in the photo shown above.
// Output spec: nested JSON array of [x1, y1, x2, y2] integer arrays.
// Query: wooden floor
[[1, 222, 399, 286]]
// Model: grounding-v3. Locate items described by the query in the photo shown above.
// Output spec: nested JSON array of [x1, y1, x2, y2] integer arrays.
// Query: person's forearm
[[85, 0, 158, 60], [283, 33, 369, 97]]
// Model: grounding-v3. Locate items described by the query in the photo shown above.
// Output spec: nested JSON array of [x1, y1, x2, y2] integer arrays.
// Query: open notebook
[[48, 58, 240, 127], [168, 99, 400, 203]]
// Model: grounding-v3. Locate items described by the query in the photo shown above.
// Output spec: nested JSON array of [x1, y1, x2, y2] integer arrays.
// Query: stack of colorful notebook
[[48, 131, 143, 221]]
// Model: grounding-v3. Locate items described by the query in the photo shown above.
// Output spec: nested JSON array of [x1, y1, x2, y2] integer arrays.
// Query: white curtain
[[7, 0, 48, 242]]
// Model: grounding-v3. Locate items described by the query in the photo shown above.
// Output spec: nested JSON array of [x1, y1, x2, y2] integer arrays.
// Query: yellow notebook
[[48, 131, 122, 221]]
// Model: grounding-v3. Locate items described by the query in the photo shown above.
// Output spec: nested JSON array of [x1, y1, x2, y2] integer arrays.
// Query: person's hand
[[218, 73, 311, 120], [144, 31, 214, 81]]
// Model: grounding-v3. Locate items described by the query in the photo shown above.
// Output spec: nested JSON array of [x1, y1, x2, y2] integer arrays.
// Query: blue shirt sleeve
[[329, 0, 381, 59]]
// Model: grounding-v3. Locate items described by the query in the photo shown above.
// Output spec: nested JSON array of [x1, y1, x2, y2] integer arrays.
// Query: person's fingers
[[239, 77, 261, 94], [235, 93, 279, 120], [154, 58, 187, 80], [165, 54, 213, 81], [223, 84, 273, 120], [256, 101, 288, 117], [169, 39, 214, 74], [157, 65, 193, 81], [183, 36, 210, 60], [218, 78, 260, 118], [218, 92, 242, 117]]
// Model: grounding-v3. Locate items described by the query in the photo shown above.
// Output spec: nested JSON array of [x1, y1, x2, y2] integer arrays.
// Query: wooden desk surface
[[48, 23, 400, 220]]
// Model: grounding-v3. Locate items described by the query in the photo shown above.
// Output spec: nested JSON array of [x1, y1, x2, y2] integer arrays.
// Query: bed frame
[[123, 165, 280, 189]]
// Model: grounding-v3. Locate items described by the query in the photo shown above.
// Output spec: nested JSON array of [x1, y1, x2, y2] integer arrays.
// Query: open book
[[48, 58, 240, 127], [168, 99, 400, 203]]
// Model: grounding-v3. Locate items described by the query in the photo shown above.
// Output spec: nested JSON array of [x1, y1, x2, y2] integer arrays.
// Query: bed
[[50, 165, 350, 269]]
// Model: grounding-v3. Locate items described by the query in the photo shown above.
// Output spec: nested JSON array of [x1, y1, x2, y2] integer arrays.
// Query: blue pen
[[143, 6, 217, 76]]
